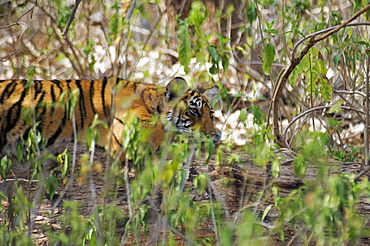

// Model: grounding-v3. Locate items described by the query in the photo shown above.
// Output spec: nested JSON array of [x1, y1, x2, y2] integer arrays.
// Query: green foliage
[[249, 104, 266, 125], [246, 2, 258, 24], [60, 89, 80, 120], [262, 42, 275, 75], [0, 156, 11, 181], [290, 47, 332, 102], [109, 0, 127, 41], [83, 40, 97, 72], [292, 130, 329, 178], [57, 148, 71, 180], [50, 201, 91, 245], [1, 0, 370, 245], [235, 211, 265, 245], [177, 1, 230, 76], [0, 187, 33, 245], [275, 174, 368, 244], [56, 5, 73, 30], [177, 20, 191, 73]]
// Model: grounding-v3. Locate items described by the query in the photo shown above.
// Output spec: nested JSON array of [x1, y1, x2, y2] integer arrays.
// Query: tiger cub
[[0, 77, 221, 160]]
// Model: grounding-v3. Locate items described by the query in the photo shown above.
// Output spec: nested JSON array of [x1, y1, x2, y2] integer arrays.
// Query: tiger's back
[[0, 77, 221, 159], [1, 78, 114, 154]]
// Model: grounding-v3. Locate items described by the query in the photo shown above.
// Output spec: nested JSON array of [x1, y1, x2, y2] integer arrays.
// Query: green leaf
[[208, 46, 219, 62], [250, 104, 265, 125], [329, 101, 343, 113], [46, 175, 59, 201], [0, 156, 12, 181], [246, 2, 257, 24], [262, 205, 272, 221], [27, 66, 36, 80], [327, 118, 343, 127], [188, 1, 208, 26], [262, 43, 275, 75], [239, 108, 247, 123], [294, 153, 306, 178], [209, 64, 218, 74], [333, 54, 340, 67], [221, 54, 229, 71], [194, 173, 209, 193], [177, 21, 191, 73]]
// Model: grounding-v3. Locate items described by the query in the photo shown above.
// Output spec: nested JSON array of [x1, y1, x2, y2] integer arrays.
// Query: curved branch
[[282, 105, 366, 140], [292, 22, 370, 59], [267, 4, 370, 149], [333, 89, 366, 98]]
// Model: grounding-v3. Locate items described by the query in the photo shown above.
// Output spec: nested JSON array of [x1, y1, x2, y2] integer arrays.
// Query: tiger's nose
[[211, 130, 222, 144]]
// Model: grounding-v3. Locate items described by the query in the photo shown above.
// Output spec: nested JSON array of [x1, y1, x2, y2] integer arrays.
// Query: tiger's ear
[[203, 86, 219, 102], [166, 77, 188, 101]]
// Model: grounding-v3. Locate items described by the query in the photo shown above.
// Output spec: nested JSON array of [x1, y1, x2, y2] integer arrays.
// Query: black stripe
[[132, 81, 137, 91], [101, 77, 110, 118], [113, 133, 123, 148], [89, 79, 97, 116], [50, 84, 57, 116], [50, 80, 63, 97], [114, 117, 124, 125], [35, 91, 47, 135], [4, 81, 28, 133], [122, 79, 132, 88], [50, 80, 64, 116], [75, 80, 85, 130], [156, 105, 162, 114], [33, 80, 43, 100], [51, 79, 61, 85], [0, 81, 17, 104], [47, 112, 68, 146], [0, 134, 6, 151]]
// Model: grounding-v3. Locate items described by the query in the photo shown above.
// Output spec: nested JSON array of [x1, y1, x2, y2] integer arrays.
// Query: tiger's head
[[164, 77, 222, 144]]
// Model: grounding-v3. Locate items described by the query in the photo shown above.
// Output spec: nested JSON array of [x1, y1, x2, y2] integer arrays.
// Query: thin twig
[[127, 1, 171, 79], [0, 22, 28, 62], [0, 22, 20, 29], [35, 4, 84, 77], [62, 0, 82, 38], [333, 89, 366, 98], [17, 0, 36, 21], [365, 48, 370, 167]]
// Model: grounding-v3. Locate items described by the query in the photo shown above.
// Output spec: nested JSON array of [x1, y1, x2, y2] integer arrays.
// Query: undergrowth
[[0, 0, 370, 245]]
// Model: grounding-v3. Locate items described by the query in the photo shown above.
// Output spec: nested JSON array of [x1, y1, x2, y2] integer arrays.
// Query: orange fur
[[0, 77, 221, 160]]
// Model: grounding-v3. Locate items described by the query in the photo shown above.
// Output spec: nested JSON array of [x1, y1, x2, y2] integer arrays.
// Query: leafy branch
[[267, 4, 370, 149]]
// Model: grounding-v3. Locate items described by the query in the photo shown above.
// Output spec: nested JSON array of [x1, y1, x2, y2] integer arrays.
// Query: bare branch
[[282, 105, 366, 140], [0, 22, 28, 62], [62, 0, 82, 38]]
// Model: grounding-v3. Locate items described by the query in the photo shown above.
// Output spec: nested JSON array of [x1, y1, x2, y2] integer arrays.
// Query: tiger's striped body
[[0, 77, 221, 159]]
